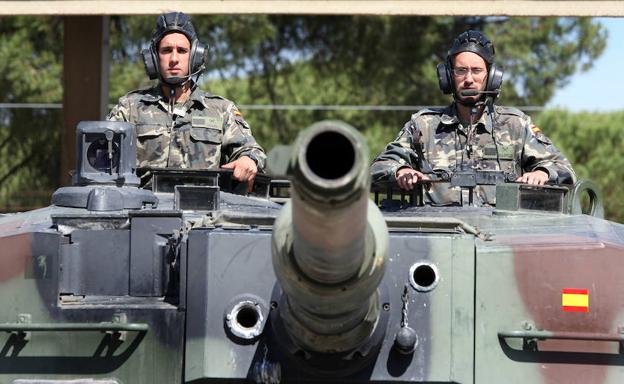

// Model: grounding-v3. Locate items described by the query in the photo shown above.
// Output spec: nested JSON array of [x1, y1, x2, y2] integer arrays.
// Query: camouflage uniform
[[371, 103, 576, 206], [107, 86, 266, 171]]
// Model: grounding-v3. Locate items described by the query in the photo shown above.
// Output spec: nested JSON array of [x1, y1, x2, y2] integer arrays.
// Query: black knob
[[394, 326, 418, 354]]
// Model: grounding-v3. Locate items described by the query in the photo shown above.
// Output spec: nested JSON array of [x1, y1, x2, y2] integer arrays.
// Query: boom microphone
[[460, 89, 500, 97]]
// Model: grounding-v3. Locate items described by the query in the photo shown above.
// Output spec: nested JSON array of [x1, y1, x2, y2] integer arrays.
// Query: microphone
[[460, 89, 500, 97]]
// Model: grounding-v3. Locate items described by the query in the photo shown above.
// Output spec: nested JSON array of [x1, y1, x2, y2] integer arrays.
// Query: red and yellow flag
[[562, 288, 589, 312]]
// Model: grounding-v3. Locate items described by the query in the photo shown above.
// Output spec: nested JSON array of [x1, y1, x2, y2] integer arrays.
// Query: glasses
[[452, 67, 486, 78]]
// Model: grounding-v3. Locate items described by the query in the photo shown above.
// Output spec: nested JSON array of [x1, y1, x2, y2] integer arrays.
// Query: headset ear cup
[[142, 46, 159, 80], [190, 41, 207, 75], [486, 63, 503, 93], [189, 39, 198, 74], [437, 62, 453, 94]]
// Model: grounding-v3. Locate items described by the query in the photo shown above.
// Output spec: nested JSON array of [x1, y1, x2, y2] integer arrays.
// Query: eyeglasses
[[452, 67, 486, 78]]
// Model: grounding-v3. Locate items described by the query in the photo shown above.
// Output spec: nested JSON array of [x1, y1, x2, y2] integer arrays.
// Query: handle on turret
[[567, 179, 604, 218]]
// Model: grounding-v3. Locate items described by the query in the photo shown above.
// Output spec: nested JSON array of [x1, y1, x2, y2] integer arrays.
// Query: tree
[[0, 17, 63, 211]]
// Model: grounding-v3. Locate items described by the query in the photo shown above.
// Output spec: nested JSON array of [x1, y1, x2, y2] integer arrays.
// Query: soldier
[[371, 30, 575, 206], [108, 12, 266, 190]]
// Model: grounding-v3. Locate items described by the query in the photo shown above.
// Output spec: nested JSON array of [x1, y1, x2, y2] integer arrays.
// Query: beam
[[61, 16, 110, 186], [1, 1, 624, 17]]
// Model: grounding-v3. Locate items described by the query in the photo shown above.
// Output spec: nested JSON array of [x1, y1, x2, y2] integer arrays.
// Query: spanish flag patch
[[234, 110, 243, 117], [530, 124, 542, 134], [562, 288, 589, 312]]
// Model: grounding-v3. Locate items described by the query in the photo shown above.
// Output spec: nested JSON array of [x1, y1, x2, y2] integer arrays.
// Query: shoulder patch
[[234, 113, 251, 129], [531, 127, 553, 145]]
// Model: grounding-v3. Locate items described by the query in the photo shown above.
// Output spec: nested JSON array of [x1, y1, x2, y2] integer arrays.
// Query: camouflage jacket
[[370, 103, 576, 206], [107, 86, 266, 171]]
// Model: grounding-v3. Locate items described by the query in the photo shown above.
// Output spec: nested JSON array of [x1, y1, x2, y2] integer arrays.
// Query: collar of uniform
[[140, 86, 207, 111], [136, 86, 171, 112], [436, 104, 461, 134], [136, 86, 162, 104], [439, 104, 460, 126], [479, 104, 494, 133], [190, 88, 215, 109], [443, 102, 493, 134]]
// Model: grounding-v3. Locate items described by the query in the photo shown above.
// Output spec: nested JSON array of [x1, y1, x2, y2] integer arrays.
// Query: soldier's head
[[436, 30, 503, 104], [141, 12, 207, 85]]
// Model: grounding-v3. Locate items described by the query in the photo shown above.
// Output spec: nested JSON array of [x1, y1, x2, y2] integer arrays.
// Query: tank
[[1, 119, 623, 384]]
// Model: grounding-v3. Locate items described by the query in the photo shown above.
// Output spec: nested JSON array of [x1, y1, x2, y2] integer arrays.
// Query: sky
[[547, 17, 624, 112]]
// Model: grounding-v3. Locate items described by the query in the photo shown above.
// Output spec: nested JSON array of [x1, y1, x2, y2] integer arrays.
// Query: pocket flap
[[190, 127, 222, 144]]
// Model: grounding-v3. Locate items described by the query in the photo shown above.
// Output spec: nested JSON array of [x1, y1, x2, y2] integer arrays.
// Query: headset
[[141, 12, 208, 84], [436, 30, 503, 97]]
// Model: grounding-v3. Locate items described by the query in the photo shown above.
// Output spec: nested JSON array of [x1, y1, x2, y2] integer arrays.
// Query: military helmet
[[151, 12, 198, 48], [141, 11, 208, 83], [436, 30, 503, 96], [447, 30, 495, 65]]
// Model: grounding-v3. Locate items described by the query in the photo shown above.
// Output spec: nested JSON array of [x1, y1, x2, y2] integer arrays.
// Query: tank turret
[[272, 121, 388, 359]]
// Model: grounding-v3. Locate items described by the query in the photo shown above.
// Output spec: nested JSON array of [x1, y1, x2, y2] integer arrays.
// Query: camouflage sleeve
[[221, 103, 267, 172], [107, 96, 131, 122], [519, 115, 576, 184], [370, 120, 421, 183]]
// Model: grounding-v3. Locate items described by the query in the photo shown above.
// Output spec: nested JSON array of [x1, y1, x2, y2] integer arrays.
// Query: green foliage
[[0, 16, 63, 211], [0, 17, 63, 102], [533, 110, 624, 222], [0, 109, 62, 212], [108, 16, 154, 99]]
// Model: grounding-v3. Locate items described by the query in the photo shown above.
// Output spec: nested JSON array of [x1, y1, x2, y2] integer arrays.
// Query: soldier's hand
[[396, 167, 430, 191], [516, 170, 549, 186], [222, 156, 258, 192]]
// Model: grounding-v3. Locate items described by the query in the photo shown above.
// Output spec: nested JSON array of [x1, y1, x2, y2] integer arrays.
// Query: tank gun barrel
[[272, 121, 388, 355]]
